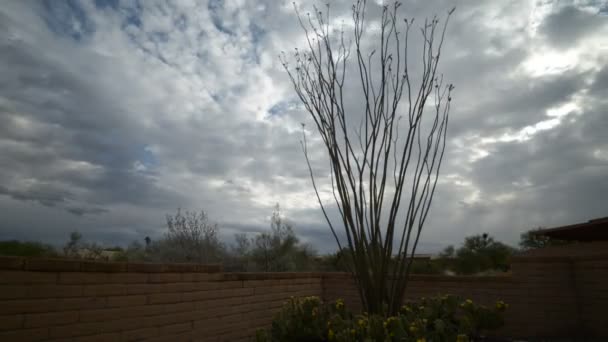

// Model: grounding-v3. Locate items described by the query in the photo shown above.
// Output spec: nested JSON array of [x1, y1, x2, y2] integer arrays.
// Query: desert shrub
[[256, 295, 507, 342], [0, 240, 58, 257], [408, 259, 443, 275], [269, 296, 333, 341]]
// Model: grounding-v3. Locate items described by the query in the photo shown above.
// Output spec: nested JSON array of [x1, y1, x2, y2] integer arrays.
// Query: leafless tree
[[281, 0, 455, 315], [251, 204, 301, 271], [164, 209, 224, 263]]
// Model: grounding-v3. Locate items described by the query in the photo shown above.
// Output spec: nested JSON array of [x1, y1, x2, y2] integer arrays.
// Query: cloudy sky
[[0, 0, 607, 253]]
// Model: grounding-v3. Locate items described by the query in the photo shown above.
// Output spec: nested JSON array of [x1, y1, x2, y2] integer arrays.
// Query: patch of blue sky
[[42, 0, 95, 41], [120, 1, 143, 29], [243, 23, 266, 65], [208, 0, 235, 35], [142, 31, 172, 66], [139, 145, 158, 169], [575, 0, 608, 14], [267, 100, 300, 117], [148, 31, 169, 44], [93, 0, 119, 10], [249, 22, 265, 44], [211, 93, 223, 103], [242, 49, 261, 65], [210, 84, 246, 104], [174, 13, 188, 32]]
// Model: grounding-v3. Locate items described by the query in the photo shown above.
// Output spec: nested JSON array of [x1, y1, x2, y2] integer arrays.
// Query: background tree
[[519, 227, 568, 250], [61, 231, 108, 260], [439, 245, 455, 258], [63, 231, 83, 257], [315, 247, 355, 271], [225, 204, 318, 272], [249, 205, 316, 271], [282, 0, 455, 315], [113, 241, 148, 262], [224, 232, 253, 271], [446, 233, 515, 275], [159, 209, 225, 263]]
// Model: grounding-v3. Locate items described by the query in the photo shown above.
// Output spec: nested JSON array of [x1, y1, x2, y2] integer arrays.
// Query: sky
[[0, 0, 607, 253]]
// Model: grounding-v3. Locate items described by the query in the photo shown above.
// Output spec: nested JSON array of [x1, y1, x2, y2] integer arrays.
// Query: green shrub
[[256, 295, 507, 342], [268, 296, 334, 341], [0, 240, 58, 257]]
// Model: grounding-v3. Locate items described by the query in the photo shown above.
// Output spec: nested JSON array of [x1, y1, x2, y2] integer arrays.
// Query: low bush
[[0, 240, 58, 257], [256, 295, 507, 342]]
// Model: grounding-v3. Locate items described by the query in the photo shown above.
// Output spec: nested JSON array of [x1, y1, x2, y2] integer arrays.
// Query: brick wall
[[574, 255, 608, 338], [323, 252, 608, 339], [1, 250, 607, 341], [0, 257, 323, 341]]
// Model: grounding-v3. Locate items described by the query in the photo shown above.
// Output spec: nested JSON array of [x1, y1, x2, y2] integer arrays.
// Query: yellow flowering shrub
[[255, 295, 507, 342]]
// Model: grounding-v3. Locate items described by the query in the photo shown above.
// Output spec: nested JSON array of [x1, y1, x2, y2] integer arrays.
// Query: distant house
[[532, 216, 608, 241], [523, 216, 608, 258], [410, 254, 434, 261]]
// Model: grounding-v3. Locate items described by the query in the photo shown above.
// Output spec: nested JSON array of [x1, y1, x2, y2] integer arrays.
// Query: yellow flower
[[409, 324, 418, 333], [461, 299, 474, 308], [357, 319, 366, 327], [335, 299, 345, 310], [328, 329, 335, 340], [384, 316, 397, 330], [495, 300, 509, 311], [351, 329, 356, 335], [456, 334, 468, 342], [416, 339, 426, 342]]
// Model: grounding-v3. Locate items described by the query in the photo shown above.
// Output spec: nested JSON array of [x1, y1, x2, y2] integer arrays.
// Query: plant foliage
[[257, 295, 507, 342]]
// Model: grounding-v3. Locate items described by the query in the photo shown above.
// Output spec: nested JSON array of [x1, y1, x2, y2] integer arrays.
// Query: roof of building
[[518, 241, 608, 258], [532, 216, 608, 241]]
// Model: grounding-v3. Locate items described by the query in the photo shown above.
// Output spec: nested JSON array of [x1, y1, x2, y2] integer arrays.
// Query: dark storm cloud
[[465, 96, 608, 238], [65, 206, 109, 216], [590, 65, 608, 94], [0, 184, 69, 208], [449, 69, 588, 138], [539, 6, 607, 48]]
